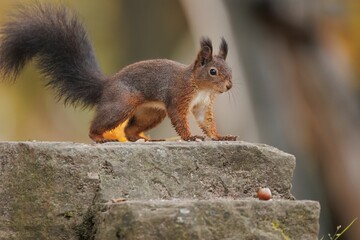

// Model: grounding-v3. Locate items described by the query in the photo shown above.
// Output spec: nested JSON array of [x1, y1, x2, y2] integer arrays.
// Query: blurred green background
[[1, 0, 360, 239]]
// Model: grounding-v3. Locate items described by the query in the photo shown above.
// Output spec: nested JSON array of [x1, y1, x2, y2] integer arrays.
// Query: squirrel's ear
[[197, 37, 213, 66], [218, 37, 228, 60]]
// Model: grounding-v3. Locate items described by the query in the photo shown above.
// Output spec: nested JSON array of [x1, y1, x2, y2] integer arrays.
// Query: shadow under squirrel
[[0, 3, 236, 142]]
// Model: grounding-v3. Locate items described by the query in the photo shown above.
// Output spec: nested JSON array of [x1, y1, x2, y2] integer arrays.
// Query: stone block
[[0, 141, 297, 239], [94, 199, 320, 240]]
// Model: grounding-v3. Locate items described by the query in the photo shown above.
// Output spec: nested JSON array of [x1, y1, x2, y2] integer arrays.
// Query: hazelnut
[[257, 187, 272, 200]]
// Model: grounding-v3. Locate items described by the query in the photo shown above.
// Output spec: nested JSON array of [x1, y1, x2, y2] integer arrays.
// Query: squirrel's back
[[111, 59, 191, 101], [0, 3, 104, 107]]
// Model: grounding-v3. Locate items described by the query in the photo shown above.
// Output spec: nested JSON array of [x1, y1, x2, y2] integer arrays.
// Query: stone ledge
[[94, 199, 320, 240], [0, 141, 296, 239]]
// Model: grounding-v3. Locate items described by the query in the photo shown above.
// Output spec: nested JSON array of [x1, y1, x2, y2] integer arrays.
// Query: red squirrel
[[0, 3, 237, 142]]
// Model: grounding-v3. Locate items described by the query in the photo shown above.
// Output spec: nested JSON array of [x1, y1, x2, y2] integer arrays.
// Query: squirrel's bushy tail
[[0, 3, 104, 107]]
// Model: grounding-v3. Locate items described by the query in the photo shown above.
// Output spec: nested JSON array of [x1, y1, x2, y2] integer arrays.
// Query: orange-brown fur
[[88, 39, 235, 142]]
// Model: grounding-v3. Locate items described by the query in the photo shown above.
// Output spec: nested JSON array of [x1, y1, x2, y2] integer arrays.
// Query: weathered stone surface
[[94, 199, 320, 240], [0, 142, 101, 239], [0, 141, 297, 239], [95, 141, 296, 202]]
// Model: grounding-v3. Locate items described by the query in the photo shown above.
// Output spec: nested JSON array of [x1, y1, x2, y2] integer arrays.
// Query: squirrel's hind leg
[[125, 107, 167, 142], [89, 99, 140, 143]]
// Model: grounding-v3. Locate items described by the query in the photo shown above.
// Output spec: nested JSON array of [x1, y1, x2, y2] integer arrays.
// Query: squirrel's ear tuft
[[197, 37, 213, 66], [218, 37, 228, 60]]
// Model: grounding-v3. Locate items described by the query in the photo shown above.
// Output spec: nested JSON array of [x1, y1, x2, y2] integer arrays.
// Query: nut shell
[[257, 187, 272, 200]]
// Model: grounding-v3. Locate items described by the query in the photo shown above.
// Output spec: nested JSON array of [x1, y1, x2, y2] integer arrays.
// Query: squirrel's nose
[[226, 82, 232, 90]]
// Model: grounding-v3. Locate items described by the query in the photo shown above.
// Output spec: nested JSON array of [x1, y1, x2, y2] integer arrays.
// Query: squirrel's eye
[[209, 68, 217, 76]]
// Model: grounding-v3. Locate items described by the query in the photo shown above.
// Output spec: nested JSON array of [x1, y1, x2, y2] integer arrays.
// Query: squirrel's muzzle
[[226, 81, 232, 91], [225, 81, 232, 91]]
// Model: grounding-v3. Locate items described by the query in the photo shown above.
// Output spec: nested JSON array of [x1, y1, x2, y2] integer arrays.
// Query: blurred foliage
[[0, 0, 189, 142], [331, 1, 360, 88]]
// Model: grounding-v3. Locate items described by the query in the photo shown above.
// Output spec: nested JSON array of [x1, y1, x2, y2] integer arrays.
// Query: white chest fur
[[190, 90, 212, 109], [190, 90, 214, 124]]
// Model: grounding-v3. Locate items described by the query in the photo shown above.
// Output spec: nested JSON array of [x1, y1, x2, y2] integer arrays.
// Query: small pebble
[[179, 208, 190, 214], [111, 197, 127, 203]]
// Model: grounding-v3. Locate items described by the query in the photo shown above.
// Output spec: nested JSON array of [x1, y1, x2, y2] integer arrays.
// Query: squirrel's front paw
[[184, 135, 206, 141], [213, 135, 238, 141]]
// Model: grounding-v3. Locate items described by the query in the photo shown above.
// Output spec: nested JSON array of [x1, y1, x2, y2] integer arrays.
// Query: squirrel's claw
[[95, 139, 119, 144], [184, 135, 206, 142], [212, 135, 238, 141]]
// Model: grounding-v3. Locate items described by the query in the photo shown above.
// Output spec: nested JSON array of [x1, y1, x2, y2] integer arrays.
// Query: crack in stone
[[151, 179, 172, 199], [218, 177, 229, 197], [148, 161, 181, 185]]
